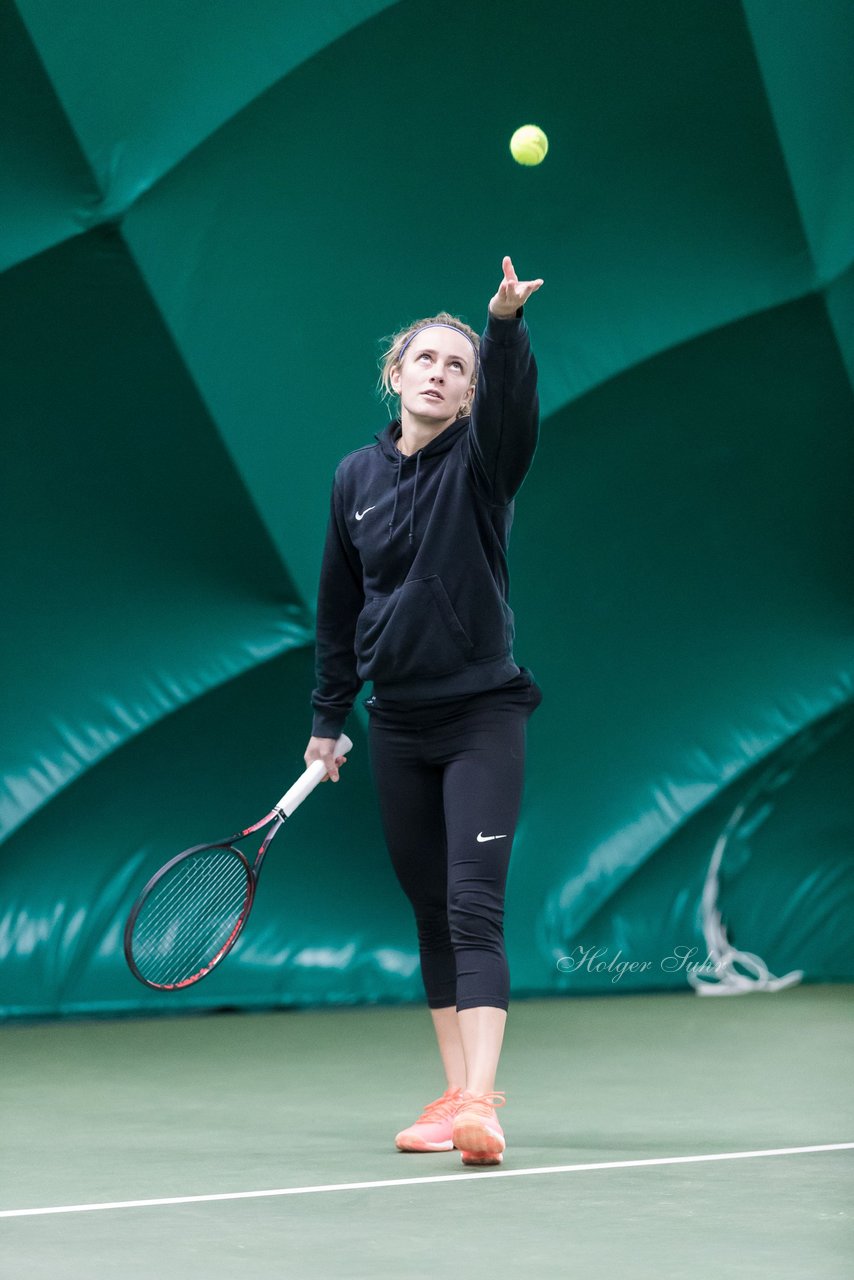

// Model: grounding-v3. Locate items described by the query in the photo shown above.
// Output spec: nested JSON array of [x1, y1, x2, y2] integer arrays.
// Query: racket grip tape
[[275, 733, 353, 817]]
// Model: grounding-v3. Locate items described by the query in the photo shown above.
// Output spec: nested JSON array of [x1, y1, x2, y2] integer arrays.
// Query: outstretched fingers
[[489, 256, 544, 317], [519, 278, 544, 302]]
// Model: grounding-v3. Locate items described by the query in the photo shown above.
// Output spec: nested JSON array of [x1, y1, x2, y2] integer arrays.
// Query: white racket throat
[[275, 733, 353, 818]]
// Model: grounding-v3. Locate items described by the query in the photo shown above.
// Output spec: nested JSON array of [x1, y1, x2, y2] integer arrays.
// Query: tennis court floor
[[2, 985, 851, 1278]]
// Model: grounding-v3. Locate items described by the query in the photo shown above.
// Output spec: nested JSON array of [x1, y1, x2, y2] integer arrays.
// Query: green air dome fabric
[[2, 0, 852, 1016]]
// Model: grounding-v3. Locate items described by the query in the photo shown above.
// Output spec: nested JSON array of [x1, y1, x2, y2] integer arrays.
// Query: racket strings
[[131, 848, 251, 987]]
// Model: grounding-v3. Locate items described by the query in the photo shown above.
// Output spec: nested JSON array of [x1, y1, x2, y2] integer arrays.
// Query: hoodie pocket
[[355, 575, 475, 681]]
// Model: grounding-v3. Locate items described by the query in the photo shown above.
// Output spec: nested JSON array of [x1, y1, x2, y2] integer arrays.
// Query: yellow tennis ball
[[510, 124, 548, 167]]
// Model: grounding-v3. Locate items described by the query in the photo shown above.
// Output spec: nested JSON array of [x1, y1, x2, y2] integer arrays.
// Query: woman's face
[[390, 327, 476, 428]]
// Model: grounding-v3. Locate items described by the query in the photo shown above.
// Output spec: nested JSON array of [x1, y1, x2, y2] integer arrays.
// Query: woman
[[304, 256, 544, 1166]]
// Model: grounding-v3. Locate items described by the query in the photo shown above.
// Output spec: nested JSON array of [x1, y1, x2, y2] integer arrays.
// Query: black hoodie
[[311, 310, 538, 738]]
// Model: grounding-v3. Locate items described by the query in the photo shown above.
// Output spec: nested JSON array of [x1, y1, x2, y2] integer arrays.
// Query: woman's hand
[[304, 735, 348, 782], [488, 256, 544, 318]]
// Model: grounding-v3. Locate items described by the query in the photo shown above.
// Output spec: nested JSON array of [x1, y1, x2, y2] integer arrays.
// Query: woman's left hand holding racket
[[124, 733, 353, 991], [304, 734, 350, 782]]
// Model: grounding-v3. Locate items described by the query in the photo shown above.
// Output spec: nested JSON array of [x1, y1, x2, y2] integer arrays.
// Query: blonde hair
[[378, 312, 480, 419]]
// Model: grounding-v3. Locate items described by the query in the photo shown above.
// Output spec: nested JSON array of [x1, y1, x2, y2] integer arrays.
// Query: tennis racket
[[124, 734, 352, 991]]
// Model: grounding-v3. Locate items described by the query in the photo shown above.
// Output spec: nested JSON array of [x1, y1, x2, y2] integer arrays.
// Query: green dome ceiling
[[2, 0, 852, 1015]]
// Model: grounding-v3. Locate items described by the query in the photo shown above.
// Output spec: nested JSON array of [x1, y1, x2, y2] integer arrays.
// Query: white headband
[[397, 323, 479, 369]]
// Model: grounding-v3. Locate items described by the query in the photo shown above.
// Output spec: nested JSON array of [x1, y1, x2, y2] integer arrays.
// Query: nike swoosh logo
[[477, 832, 507, 842], [355, 506, 376, 521]]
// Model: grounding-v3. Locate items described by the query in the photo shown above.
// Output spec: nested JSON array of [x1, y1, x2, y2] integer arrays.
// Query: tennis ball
[[510, 124, 548, 167]]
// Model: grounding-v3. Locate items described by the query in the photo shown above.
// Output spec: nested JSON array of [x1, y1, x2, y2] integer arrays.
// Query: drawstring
[[388, 449, 403, 540], [409, 450, 421, 543], [387, 444, 422, 545]]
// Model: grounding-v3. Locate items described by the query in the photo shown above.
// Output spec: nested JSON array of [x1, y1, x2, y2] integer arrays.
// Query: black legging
[[366, 669, 542, 1011]]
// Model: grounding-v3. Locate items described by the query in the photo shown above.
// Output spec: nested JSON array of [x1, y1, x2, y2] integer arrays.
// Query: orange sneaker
[[394, 1086, 464, 1152], [452, 1091, 507, 1165]]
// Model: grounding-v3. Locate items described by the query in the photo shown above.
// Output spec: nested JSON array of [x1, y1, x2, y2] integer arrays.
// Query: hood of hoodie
[[373, 416, 470, 461], [373, 416, 470, 544]]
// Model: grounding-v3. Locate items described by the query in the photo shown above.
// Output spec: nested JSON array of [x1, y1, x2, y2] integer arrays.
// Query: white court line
[[2, 1142, 852, 1219]]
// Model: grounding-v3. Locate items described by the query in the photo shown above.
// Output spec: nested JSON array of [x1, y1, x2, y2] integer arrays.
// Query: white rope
[[690, 702, 854, 995], [688, 727, 823, 996], [689, 798, 803, 995]]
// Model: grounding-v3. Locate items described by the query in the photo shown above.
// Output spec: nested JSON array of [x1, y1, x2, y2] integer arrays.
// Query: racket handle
[[275, 733, 353, 817]]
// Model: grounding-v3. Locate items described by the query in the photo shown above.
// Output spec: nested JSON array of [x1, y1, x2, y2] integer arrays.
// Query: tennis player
[[305, 256, 544, 1166]]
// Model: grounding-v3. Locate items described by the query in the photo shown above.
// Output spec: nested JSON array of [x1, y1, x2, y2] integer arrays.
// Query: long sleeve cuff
[[483, 307, 526, 341], [311, 708, 349, 740]]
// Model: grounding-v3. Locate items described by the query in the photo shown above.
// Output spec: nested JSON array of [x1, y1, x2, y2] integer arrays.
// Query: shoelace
[[415, 1090, 464, 1124], [455, 1091, 507, 1117]]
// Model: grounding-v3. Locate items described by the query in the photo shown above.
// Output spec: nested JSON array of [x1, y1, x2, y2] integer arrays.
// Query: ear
[[389, 362, 402, 394], [466, 374, 477, 406]]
